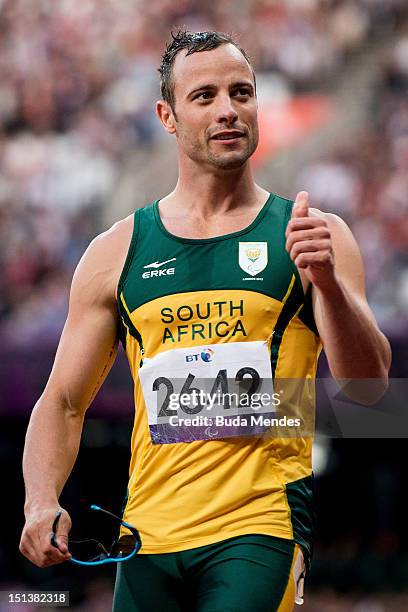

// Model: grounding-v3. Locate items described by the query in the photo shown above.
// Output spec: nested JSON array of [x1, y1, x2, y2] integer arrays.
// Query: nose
[[214, 94, 238, 125]]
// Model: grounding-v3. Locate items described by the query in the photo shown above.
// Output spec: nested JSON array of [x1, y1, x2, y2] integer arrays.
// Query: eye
[[194, 91, 213, 101], [234, 88, 251, 98]]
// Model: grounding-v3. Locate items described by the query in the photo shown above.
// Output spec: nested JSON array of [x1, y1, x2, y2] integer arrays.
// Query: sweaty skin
[[20, 42, 390, 569]]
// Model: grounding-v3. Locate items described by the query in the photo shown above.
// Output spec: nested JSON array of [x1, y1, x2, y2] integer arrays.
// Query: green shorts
[[113, 534, 305, 612]]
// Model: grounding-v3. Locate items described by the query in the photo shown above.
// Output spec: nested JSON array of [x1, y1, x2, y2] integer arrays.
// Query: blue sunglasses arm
[[69, 546, 139, 566]]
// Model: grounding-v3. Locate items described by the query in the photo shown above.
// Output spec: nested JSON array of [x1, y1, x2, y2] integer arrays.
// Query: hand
[[285, 191, 335, 289], [20, 505, 72, 567]]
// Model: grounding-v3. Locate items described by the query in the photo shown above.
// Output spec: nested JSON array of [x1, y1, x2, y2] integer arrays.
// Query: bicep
[[41, 245, 120, 416]]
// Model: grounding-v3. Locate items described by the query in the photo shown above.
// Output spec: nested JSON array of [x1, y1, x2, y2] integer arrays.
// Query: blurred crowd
[[297, 25, 408, 335], [0, 0, 407, 347]]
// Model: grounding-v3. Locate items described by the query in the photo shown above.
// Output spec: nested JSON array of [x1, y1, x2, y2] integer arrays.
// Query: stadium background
[[0, 0, 407, 609]]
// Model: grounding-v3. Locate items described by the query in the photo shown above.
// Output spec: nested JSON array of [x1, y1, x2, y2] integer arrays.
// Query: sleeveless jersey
[[116, 192, 322, 562]]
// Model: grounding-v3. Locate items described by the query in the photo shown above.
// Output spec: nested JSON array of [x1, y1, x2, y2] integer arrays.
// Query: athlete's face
[[159, 44, 259, 170]]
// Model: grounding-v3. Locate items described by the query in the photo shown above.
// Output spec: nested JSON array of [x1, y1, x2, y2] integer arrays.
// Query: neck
[[163, 156, 267, 217]]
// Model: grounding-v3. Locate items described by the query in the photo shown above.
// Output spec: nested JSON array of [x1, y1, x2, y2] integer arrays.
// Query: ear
[[156, 100, 177, 135]]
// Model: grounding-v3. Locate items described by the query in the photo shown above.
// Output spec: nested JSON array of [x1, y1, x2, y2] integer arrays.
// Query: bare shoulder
[[72, 214, 134, 304], [90, 214, 134, 259]]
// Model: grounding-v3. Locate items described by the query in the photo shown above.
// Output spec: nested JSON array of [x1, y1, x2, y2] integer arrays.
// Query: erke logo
[[186, 348, 214, 363], [142, 258, 176, 279]]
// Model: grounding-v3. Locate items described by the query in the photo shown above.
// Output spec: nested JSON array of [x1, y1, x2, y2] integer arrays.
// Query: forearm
[[315, 276, 391, 381], [23, 395, 84, 514]]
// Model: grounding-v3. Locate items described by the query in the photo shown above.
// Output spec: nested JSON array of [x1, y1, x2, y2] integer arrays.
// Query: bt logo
[[186, 348, 214, 363]]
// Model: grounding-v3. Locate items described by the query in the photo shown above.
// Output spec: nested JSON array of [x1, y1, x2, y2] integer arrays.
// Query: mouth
[[211, 130, 245, 144]]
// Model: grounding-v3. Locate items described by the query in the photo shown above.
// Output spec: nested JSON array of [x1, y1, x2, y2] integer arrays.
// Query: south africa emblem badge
[[239, 242, 268, 276]]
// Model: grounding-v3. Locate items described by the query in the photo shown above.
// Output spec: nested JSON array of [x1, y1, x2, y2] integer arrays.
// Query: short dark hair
[[158, 29, 256, 112]]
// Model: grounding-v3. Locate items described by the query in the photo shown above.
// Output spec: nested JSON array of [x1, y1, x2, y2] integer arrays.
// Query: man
[[20, 30, 391, 611]]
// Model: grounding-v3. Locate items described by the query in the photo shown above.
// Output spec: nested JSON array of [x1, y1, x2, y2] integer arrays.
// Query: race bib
[[138, 341, 278, 444]]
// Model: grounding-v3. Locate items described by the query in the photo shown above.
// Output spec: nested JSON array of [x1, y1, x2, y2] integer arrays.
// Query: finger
[[289, 240, 331, 261], [285, 227, 330, 251], [48, 515, 72, 558], [35, 523, 70, 566], [50, 509, 71, 551], [294, 250, 333, 269], [20, 527, 44, 563], [291, 191, 310, 219], [33, 550, 65, 568], [51, 531, 69, 554], [285, 216, 326, 237], [46, 530, 72, 561], [20, 533, 61, 568], [29, 548, 62, 568], [19, 537, 36, 562]]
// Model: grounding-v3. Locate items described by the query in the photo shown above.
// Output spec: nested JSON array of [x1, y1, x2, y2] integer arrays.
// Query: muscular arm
[[311, 214, 391, 384], [20, 218, 132, 567]]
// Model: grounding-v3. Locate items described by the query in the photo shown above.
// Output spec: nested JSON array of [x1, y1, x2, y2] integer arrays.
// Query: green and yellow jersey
[[117, 192, 322, 562]]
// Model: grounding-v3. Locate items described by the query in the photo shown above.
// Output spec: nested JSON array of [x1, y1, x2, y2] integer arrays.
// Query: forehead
[[172, 44, 254, 99]]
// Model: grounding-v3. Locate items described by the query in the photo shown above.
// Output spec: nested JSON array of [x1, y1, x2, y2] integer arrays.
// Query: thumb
[[51, 511, 71, 554], [55, 533, 69, 554], [292, 191, 310, 218]]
